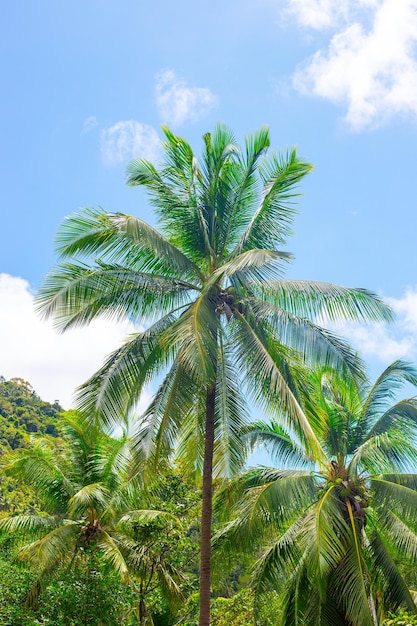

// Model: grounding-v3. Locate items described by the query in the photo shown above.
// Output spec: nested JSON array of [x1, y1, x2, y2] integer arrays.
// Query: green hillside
[[0, 377, 63, 513], [0, 377, 62, 453]]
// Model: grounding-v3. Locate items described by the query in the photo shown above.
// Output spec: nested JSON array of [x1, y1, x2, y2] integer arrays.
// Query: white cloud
[[289, 0, 417, 129], [82, 116, 99, 134], [286, 0, 351, 29], [101, 121, 160, 166], [0, 274, 151, 412], [330, 286, 417, 365], [155, 70, 217, 126]]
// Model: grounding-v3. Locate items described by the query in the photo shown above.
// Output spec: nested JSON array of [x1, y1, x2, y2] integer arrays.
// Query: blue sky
[[1, 0, 417, 407]]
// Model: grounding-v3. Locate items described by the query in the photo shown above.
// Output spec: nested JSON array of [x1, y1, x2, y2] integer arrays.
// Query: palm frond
[[75, 312, 179, 427], [330, 500, 374, 626], [161, 294, 219, 385], [350, 432, 417, 475], [281, 553, 313, 626], [127, 146, 209, 265], [212, 336, 249, 477], [230, 312, 324, 459], [246, 297, 364, 381], [364, 399, 417, 441], [17, 522, 80, 569], [243, 420, 313, 468], [252, 513, 306, 592], [371, 477, 417, 524], [303, 486, 347, 597], [68, 483, 110, 519], [227, 469, 316, 547], [0, 514, 61, 536], [374, 509, 417, 576], [218, 126, 270, 256], [36, 261, 198, 330], [134, 359, 200, 467], [208, 248, 292, 287], [258, 280, 393, 323], [97, 530, 130, 581], [117, 509, 181, 532], [366, 524, 415, 613], [361, 360, 417, 427], [52, 208, 200, 281], [4, 443, 73, 512], [232, 148, 312, 254]]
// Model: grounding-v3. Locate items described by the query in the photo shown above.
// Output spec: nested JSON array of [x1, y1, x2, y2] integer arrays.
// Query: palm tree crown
[[220, 361, 417, 626], [35, 125, 392, 625], [0, 415, 183, 620]]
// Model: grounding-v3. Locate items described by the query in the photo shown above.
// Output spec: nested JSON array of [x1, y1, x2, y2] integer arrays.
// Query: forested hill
[[0, 377, 63, 453]]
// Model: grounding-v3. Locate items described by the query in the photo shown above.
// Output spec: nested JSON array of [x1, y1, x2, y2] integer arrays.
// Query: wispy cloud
[[0, 274, 151, 411], [82, 116, 99, 134], [155, 70, 217, 126], [288, 0, 417, 129], [101, 121, 160, 166], [286, 0, 351, 29]]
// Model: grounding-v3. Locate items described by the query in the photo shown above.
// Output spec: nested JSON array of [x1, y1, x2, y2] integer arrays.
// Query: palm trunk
[[198, 383, 216, 626]]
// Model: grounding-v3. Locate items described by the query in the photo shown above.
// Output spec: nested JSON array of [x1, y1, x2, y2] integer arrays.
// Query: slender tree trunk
[[198, 383, 216, 626]]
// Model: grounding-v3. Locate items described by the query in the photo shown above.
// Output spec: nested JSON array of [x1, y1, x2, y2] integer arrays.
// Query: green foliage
[[0, 377, 62, 454], [0, 545, 134, 625], [218, 362, 417, 625], [35, 123, 393, 625], [0, 377, 64, 515], [179, 589, 281, 625], [384, 612, 417, 625]]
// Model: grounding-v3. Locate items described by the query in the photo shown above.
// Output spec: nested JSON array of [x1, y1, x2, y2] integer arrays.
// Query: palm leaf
[[134, 360, 199, 466], [371, 477, 417, 524], [97, 530, 130, 581], [52, 208, 200, 281], [75, 311, 179, 427], [244, 420, 314, 468], [364, 399, 417, 441], [350, 432, 417, 475], [245, 297, 364, 380], [68, 482, 110, 519], [367, 520, 417, 614], [36, 261, 198, 330], [303, 485, 347, 598], [258, 280, 393, 323], [232, 148, 312, 254], [330, 500, 374, 626], [212, 336, 249, 477], [361, 360, 417, 430], [18, 522, 80, 569], [376, 508, 417, 565], [230, 311, 324, 459], [0, 514, 61, 536], [218, 126, 270, 256], [161, 294, 219, 384]]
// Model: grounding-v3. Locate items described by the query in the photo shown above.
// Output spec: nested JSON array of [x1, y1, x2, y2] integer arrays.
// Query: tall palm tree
[[0, 414, 183, 623], [35, 125, 391, 625], [218, 361, 417, 625]]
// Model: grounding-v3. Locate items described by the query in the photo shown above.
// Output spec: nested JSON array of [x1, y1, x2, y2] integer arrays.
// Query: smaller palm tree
[[216, 361, 417, 626], [0, 413, 183, 623]]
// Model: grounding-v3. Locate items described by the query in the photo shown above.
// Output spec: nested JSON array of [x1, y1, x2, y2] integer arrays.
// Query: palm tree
[[35, 125, 391, 625], [217, 361, 417, 625], [0, 413, 183, 623]]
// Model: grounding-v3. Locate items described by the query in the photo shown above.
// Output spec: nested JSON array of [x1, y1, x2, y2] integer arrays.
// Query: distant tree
[[0, 413, 183, 623]]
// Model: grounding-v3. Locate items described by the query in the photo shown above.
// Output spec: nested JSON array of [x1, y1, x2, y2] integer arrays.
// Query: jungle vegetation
[[1, 125, 417, 625]]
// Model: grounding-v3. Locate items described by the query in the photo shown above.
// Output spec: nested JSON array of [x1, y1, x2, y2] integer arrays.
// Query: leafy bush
[[178, 589, 281, 625], [384, 612, 417, 625], [0, 548, 135, 626]]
